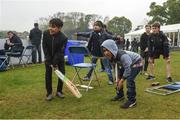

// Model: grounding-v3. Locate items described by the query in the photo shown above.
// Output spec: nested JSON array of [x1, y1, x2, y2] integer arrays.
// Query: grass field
[[0, 51, 180, 119]]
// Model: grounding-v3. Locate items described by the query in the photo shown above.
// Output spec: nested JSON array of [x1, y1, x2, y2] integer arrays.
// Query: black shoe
[[46, 94, 53, 101], [121, 101, 136, 109], [111, 95, 124, 101], [146, 75, 155, 80], [166, 77, 173, 82], [56, 92, 65, 98]]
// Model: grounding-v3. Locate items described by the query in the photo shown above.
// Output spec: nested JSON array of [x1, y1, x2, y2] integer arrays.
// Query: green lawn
[[0, 51, 180, 119]]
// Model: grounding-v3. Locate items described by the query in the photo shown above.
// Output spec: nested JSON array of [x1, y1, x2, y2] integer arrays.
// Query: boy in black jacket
[[75, 21, 114, 85], [140, 24, 151, 75], [42, 18, 68, 101], [147, 22, 172, 82]]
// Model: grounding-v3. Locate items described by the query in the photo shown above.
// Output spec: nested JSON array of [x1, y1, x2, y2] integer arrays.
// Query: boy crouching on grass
[[101, 39, 142, 109]]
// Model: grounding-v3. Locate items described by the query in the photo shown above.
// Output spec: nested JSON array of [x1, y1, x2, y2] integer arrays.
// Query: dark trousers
[[100, 59, 105, 70], [117, 66, 141, 102], [0, 50, 5, 55], [140, 51, 149, 71], [45, 62, 65, 95], [32, 44, 42, 63]]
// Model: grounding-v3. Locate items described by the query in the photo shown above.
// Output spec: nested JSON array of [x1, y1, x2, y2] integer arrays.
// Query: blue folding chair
[[20, 45, 34, 65], [68, 46, 100, 91], [6, 46, 24, 68], [0, 55, 8, 71]]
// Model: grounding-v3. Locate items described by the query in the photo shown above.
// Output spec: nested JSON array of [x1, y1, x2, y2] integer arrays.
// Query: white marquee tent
[[125, 23, 180, 47]]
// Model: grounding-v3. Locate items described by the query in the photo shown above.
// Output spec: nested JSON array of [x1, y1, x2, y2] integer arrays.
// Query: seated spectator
[[6, 31, 23, 51]]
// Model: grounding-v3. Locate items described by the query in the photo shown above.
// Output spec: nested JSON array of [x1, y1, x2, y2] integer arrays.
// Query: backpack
[[0, 59, 7, 72], [4, 42, 10, 50]]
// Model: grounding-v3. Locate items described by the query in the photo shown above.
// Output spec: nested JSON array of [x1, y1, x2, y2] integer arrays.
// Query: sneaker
[[146, 75, 155, 80], [166, 77, 173, 82], [56, 92, 65, 98], [121, 101, 136, 109], [144, 72, 149, 76], [46, 94, 53, 101], [111, 95, 125, 101], [108, 81, 114, 85], [83, 76, 90, 81], [151, 82, 160, 86]]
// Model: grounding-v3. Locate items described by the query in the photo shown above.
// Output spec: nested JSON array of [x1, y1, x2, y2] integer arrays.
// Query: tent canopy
[[125, 23, 180, 37]]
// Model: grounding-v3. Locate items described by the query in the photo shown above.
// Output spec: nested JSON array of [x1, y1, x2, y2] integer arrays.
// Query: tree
[[0, 31, 8, 39], [85, 14, 102, 29], [147, 0, 180, 25], [38, 17, 50, 31], [107, 16, 132, 37], [103, 16, 110, 24], [165, 0, 180, 24], [147, 2, 167, 25]]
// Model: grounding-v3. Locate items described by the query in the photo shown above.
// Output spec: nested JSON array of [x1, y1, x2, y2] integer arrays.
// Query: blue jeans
[[86, 56, 113, 82], [117, 66, 141, 102], [32, 44, 42, 63]]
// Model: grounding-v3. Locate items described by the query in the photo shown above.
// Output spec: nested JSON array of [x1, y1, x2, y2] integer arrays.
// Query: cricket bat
[[115, 63, 122, 92], [54, 68, 82, 98], [115, 63, 118, 82]]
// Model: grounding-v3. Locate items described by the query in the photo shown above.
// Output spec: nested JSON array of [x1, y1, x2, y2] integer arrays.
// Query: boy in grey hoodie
[[101, 39, 142, 109]]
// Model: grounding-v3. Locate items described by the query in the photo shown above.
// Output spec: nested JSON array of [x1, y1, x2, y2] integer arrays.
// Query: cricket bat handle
[[115, 63, 118, 82]]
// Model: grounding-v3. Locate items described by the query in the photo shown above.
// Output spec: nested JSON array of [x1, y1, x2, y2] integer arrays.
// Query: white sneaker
[[144, 72, 149, 76], [108, 81, 114, 85], [46, 94, 53, 101], [56, 92, 65, 98]]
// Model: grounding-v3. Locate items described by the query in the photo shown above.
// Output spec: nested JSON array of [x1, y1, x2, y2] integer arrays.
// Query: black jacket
[[148, 31, 169, 57], [42, 30, 68, 65], [140, 32, 150, 51], [10, 35, 23, 47], [77, 31, 113, 57], [29, 28, 42, 45], [5, 35, 23, 52]]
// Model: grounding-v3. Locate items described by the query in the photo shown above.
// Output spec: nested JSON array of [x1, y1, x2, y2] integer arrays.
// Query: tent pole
[[178, 30, 180, 47]]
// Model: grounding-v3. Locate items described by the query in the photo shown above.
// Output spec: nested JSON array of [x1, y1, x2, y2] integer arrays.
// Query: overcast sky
[[0, 0, 166, 32]]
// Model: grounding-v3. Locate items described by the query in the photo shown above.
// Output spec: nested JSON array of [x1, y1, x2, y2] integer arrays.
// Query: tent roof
[[125, 23, 180, 36]]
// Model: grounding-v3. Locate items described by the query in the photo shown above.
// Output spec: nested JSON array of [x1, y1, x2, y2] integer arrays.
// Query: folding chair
[[68, 46, 100, 91], [0, 55, 8, 71], [6, 46, 24, 68], [145, 82, 180, 95], [20, 45, 34, 65]]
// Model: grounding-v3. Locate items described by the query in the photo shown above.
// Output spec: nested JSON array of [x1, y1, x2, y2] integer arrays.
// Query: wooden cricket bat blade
[[54, 70, 82, 98]]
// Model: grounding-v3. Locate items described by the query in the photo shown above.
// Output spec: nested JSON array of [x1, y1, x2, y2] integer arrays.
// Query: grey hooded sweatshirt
[[101, 39, 141, 79]]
